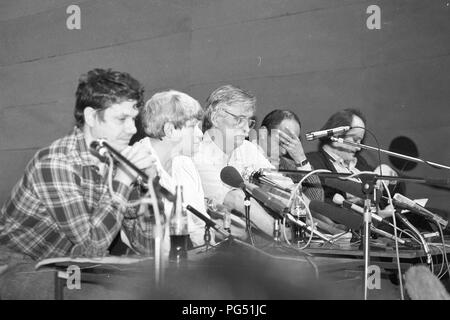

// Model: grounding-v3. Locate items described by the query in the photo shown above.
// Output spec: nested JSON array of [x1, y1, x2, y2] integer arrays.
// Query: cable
[[428, 244, 446, 278], [380, 180, 405, 300], [351, 125, 383, 177], [232, 238, 320, 279], [436, 223, 449, 278], [281, 215, 320, 279], [284, 169, 332, 251], [287, 169, 332, 207]]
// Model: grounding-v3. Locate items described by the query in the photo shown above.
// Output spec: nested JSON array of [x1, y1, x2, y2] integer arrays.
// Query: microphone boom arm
[[97, 140, 150, 183], [330, 137, 450, 171]]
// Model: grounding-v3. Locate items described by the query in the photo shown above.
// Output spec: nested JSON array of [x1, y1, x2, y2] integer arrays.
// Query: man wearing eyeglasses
[[194, 85, 278, 237]]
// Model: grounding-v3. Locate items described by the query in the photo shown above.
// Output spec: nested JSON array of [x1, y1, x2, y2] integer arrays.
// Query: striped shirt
[[0, 127, 153, 260]]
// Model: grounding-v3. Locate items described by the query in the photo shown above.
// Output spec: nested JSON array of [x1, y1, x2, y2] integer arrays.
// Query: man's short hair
[[141, 90, 203, 139], [74, 68, 144, 127], [319, 108, 366, 147], [202, 84, 256, 132]]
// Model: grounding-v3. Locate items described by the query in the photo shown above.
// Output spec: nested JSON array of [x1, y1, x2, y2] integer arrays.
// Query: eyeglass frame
[[219, 108, 256, 129]]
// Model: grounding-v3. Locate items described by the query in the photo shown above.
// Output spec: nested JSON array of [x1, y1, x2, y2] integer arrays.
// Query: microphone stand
[[360, 175, 375, 300], [243, 193, 256, 246], [328, 137, 444, 274], [329, 137, 450, 171], [186, 205, 236, 252], [94, 140, 173, 289], [260, 168, 411, 300]]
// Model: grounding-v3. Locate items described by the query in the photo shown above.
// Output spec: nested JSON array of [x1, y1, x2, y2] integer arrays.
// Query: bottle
[[169, 185, 189, 264], [291, 192, 307, 244]]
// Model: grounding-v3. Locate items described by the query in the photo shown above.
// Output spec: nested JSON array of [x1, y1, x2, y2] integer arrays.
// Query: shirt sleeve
[[32, 158, 152, 256], [120, 188, 155, 255]]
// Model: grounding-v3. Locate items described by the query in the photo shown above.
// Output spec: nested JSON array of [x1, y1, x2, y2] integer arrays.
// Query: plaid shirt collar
[[70, 126, 104, 169]]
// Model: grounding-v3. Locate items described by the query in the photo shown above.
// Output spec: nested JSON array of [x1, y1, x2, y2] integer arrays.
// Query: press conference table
[[304, 237, 449, 273], [39, 237, 442, 300]]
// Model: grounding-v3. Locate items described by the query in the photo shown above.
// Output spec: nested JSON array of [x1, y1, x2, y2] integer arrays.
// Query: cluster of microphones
[[219, 165, 448, 248], [90, 131, 449, 248]]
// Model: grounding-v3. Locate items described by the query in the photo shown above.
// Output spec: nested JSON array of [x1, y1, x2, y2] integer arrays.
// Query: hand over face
[[278, 128, 306, 164]]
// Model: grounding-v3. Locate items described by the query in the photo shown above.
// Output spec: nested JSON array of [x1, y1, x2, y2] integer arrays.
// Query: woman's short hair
[[202, 84, 256, 132], [141, 90, 203, 139], [319, 108, 366, 147], [260, 109, 302, 136]]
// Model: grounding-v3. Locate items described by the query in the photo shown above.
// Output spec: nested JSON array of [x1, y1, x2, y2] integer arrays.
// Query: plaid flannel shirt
[[0, 127, 154, 260]]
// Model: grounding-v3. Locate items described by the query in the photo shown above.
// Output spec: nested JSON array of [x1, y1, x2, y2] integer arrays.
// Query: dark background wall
[[1, 0, 449, 209]]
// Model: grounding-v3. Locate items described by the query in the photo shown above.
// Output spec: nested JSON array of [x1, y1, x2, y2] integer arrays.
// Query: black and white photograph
[[0, 0, 449, 303]]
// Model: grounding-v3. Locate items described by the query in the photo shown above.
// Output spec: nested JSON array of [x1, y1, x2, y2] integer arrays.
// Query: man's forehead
[[107, 100, 138, 115], [225, 104, 254, 116]]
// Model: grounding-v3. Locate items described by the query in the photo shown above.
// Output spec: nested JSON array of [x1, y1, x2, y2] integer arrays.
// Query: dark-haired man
[[0, 69, 156, 299], [307, 108, 400, 205]]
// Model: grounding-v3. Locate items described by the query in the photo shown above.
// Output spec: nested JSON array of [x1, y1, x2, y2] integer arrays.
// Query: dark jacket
[[306, 149, 373, 203]]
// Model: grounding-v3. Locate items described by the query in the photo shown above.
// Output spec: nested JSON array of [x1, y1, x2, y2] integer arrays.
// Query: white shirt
[[140, 138, 211, 251], [193, 132, 274, 204], [322, 145, 362, 177], [322, 144, 362, 202]]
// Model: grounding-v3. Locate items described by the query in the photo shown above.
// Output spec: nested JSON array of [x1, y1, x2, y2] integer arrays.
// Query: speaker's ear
[[83, 107, 97, 127]]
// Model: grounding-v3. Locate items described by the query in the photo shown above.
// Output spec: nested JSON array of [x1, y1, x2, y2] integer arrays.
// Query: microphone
[[323, 178, 382, 203], [308, 200, 362, 230], [242, 168, 292, 199], [186, 205, 231, 238], [90, 139, 176, 202], [332, 194, 406, 245], [395, 210, 431, 264], [305, 126, 350, 141], [285, 213, 330, 241], [333, 194, 382, 223], [220, 166, 288, 218], [393, 193, 448, 228], [90, 139, 109, 160], [425, 178, 450, 188]]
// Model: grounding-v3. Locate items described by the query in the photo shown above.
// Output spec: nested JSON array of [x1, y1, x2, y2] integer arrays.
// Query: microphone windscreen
[[309, 200, 362, 230], [405, 265, 450, 300], [89, 140, 107, 159], [220, 166, 244, 188], [90, 140, 101, 151]]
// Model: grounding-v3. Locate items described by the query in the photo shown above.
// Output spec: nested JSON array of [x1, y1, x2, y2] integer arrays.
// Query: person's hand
[[373, 164, 398, 189], [377, 204, 395, 219], [115, 138, 157, 185], [278, 127, 306, 164], [258, 126, 280, 168]]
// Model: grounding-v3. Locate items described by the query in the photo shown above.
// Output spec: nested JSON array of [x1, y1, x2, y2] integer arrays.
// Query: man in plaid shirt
[[0, 69, 156, 298]]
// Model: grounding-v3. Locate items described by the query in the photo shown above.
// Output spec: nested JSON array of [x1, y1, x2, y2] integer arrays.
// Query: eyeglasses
[[221, 109, 256, 129]]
